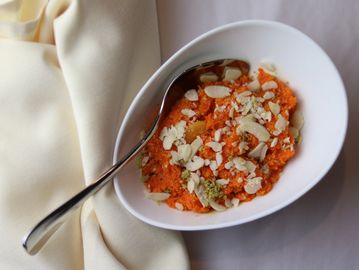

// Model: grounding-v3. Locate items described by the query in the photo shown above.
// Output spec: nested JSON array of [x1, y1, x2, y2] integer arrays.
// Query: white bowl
[[113, 20, 347, 230]]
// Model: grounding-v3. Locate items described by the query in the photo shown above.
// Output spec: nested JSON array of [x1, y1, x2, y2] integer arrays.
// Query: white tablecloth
[[157, 0, 359, 269]]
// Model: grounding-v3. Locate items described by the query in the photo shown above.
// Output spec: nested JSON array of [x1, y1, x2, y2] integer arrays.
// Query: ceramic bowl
[[113, 20, 348, 230]]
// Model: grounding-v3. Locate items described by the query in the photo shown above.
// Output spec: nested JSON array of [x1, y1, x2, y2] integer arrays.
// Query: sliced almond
[[225, 198, 233, 208], [190, 172, 200, 185], [181, 108, 196, 118], [262, 81, 278, 91], [209, 199, 227, 211], [177, 144, 192, 163], [141, 155, 149, 167], [268, 101, 280, 115], [263, 91, 275, 100], [190, 136, 203, 157], [209, 160, 218, 171], [291, 110, 304, 130], [236, 115, 255, 126], [223, 67, 242, 81], [232, 157, 248, 171], [206, 141, 223, 152], [216, 179, 229, 185], [244, 177, 262, 194], [239, 121, 270, 142], [185, 156, 204, 171], [245, 161, 256, 173], [289, 126, 299, 139], [248, 142, 266, 160], [187, 179, 195, 193], [239, 141, 249, 154], [215, 104, 226, 112], [270, 137, 278, 148], [275, 114, 289, 134], [214, 129, 222, 142], [204, 159, 210, 166], [175, 202, 184, 211], [200, 72, 218, 82], [194, 185, 209, 207], [247, 79, 260, 91], [231, 198, 240, 207], [184, 89, 198, 101], [224, 161, 233, 170], [260, 60, 276, 75], [260, 144, 268, 161], [204, 85, 231, 98], [145, 191, 170, 201], [215, 152, 223, 166], [163, 135, 176, 150]]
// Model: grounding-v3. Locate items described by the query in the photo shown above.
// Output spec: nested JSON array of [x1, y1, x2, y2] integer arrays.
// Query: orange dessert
[[139, 61, 303, 213]]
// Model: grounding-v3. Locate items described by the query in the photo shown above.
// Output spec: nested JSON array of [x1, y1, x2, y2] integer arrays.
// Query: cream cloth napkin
[[0, 0, 189, 269]]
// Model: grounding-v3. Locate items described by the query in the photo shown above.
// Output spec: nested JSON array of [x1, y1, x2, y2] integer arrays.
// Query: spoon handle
[[22, 136, 147, 255]]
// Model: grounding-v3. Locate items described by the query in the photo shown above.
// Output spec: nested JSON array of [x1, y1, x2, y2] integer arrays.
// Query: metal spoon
[[22, 58, 249, 255]]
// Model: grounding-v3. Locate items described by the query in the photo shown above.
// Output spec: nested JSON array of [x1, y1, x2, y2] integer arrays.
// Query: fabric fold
[[0, 0, 189, 269]]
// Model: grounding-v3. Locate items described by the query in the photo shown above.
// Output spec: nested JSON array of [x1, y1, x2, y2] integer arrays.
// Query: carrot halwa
[[140, 60, 303, 213]]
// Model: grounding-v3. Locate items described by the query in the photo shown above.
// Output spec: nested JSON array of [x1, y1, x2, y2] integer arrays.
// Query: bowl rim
[[113, 19, 348, 231]]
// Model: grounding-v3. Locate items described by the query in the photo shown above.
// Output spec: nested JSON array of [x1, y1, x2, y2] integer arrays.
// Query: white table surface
[[156, 1, 359, 269]]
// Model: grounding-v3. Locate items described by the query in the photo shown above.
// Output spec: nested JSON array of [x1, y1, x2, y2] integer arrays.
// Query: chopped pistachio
[[203, 180, 224, 200], [181, 169, 191, 179]]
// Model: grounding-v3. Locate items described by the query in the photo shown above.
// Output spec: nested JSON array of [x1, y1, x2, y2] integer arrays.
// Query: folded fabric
[[0, 0, 189, 269]]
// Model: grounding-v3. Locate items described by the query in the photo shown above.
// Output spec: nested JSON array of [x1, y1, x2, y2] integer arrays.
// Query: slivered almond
[[204, 85, 231, 98], [184, 89, 198, 101], [239, 121, 270, 142]]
